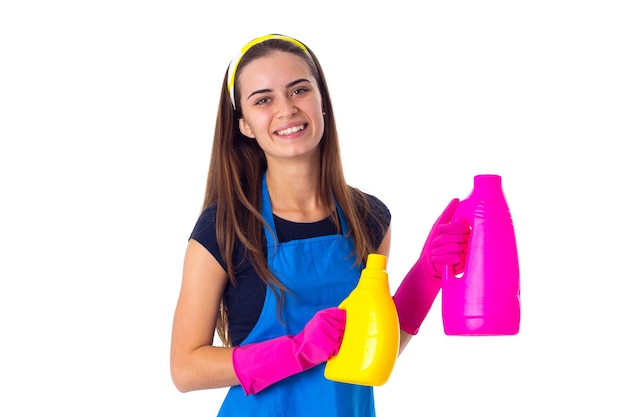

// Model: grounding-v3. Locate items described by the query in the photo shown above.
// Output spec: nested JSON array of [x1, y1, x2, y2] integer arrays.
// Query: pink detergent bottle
[[442, 174, 520, 336]]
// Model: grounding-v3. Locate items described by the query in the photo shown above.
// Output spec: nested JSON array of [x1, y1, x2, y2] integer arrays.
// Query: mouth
[[275, 124, 306, 136]]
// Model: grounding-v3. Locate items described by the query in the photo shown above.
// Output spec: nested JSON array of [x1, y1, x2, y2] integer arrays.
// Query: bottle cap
[[366, 254, 387, 271]]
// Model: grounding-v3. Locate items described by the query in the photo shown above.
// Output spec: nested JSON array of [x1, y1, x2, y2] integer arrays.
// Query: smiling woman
[[236, 50, 325, 165], [169, 33, 469, 417]]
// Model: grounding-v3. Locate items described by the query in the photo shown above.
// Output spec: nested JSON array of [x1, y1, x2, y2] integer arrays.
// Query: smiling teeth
[[276, 125, 305, 136]]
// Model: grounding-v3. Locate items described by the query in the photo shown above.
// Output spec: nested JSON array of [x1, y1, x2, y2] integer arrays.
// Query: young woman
[[170, 34, 469, 416]]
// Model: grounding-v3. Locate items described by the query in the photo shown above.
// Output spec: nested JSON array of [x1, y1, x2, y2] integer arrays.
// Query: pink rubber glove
[[232, 307, 346, 395], [393, 199, 470, 334]]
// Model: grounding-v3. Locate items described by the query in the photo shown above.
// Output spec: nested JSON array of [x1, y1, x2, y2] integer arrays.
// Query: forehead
[[237, 51, 314, 89]]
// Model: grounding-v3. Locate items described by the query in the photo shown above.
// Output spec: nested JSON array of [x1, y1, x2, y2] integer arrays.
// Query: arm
[[170, 238, 236, 392], [374, 225, 413, 354], [391, 199, 470, 354], [170, 239, 346, 395]]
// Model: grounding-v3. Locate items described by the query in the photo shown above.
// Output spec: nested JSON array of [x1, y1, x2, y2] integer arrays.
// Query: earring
[[322, 111, 326, 117]]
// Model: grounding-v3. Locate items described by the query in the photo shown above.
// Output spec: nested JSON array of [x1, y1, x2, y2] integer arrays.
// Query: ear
[[239, 118, 255, 138]]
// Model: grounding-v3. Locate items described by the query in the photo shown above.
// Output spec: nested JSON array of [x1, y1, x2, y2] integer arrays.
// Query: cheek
[[240, 112, 263, 135], [313, 109, 325, 129], [245, 112, 272, 131]]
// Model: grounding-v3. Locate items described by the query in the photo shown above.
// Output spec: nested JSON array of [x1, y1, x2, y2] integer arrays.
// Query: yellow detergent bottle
[[324, 253, 400, 386]]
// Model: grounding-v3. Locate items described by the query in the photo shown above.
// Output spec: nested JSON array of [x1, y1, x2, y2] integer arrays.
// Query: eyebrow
[[247, 78, 312, 100]]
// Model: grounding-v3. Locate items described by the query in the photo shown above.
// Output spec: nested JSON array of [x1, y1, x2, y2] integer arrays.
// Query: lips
[[275, 124, 306, 136]]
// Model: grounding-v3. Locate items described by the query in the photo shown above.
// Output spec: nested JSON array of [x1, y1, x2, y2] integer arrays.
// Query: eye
[[254, 97, 271, 106], [292, 87, 310, 97]]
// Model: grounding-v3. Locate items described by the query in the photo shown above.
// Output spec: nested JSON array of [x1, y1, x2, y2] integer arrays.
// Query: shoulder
[[354, 190, 391, 224], [189, 203, 218, 239], [352, 190, 391, 248], [196, 202, 218, 223], [363, 192, 391, 220]]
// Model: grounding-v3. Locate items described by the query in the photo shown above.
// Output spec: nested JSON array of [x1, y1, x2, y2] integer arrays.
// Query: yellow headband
[[226, 34, 311, 110]]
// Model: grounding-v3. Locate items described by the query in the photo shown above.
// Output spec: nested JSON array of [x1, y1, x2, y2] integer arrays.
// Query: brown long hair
[[203, 36, 384, 346]]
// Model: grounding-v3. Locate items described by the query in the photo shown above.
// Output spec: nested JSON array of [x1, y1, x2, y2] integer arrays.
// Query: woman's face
[[236, 51, 325, 164]]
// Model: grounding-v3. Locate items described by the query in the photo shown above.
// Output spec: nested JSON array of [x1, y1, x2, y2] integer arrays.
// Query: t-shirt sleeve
[[189, 204, 227, 271], [364, 193, 391, 249]]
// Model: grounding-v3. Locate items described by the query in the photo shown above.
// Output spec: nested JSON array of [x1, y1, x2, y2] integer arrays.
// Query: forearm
[[397, 330, 413, 355], [170, 344, 239, 393]]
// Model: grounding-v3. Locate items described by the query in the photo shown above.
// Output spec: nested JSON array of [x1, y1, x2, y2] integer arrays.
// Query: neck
[[265, 164, 329, 223]]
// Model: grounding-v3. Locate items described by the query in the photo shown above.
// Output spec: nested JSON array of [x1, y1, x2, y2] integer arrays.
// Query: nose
[[276, 96, 297, 118]]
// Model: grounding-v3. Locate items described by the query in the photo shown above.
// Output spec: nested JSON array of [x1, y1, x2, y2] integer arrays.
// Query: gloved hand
[[232, 307, 346, 395], [393, 198, 470, 335]]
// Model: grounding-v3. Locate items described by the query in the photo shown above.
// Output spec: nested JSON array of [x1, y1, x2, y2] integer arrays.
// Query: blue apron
[[217, 174, 375, 417]]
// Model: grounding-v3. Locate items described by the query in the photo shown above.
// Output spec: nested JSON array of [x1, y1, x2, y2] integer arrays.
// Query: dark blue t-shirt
[[190, 193, 391, 345]]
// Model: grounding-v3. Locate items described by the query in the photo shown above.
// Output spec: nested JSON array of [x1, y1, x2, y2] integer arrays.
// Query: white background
[[1, 1, 624, 416]]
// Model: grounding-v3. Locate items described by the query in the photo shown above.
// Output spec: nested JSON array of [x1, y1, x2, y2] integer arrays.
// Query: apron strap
[[261, 172, 278, 252]]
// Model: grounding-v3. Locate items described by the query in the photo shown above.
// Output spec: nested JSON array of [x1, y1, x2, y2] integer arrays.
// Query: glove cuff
[[393, 257, 441, 335]]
